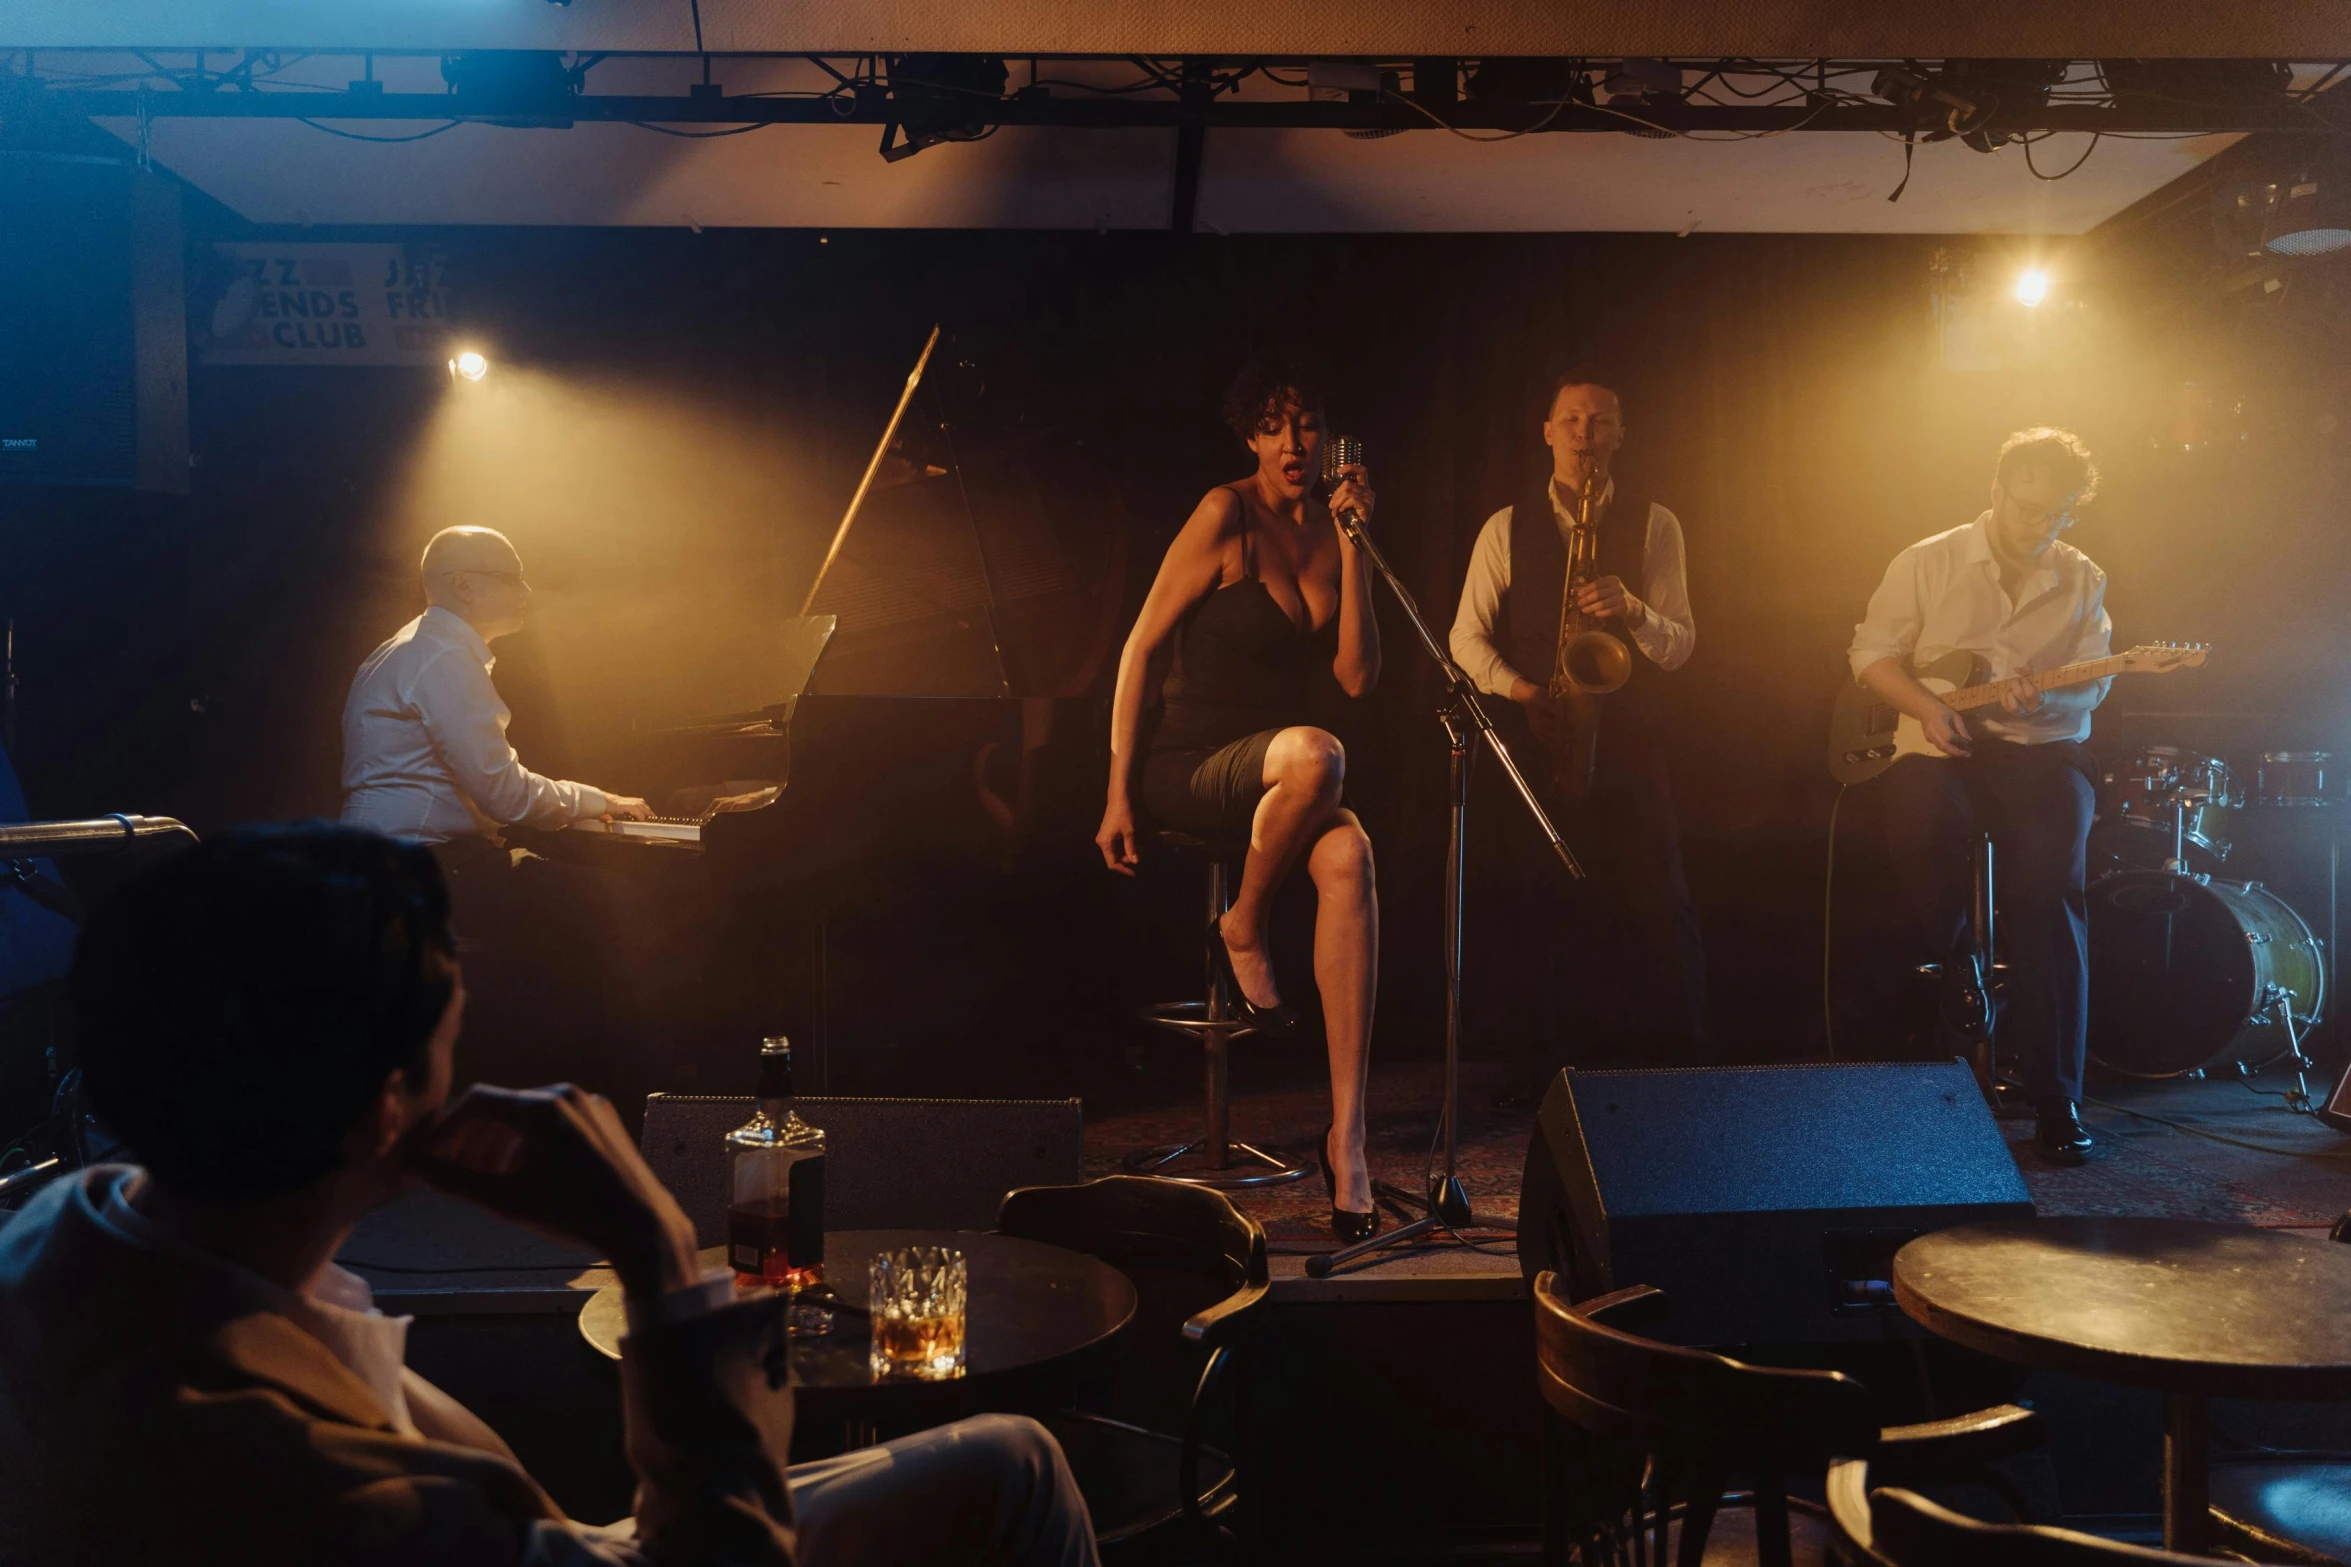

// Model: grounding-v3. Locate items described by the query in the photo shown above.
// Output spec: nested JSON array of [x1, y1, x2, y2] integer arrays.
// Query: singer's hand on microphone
[[1327, 465, 1375, 540]]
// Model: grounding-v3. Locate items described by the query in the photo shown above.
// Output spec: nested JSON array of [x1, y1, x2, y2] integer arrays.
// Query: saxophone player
[[1448, 367, 1703, 1103]]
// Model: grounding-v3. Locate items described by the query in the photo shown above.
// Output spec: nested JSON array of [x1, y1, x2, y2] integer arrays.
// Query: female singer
[[1095, 355, 1383, 1240]]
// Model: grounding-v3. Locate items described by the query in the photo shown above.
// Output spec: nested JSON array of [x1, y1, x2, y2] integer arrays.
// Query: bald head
[[421, 527, 522, 591], [420, 527, 531, 640]]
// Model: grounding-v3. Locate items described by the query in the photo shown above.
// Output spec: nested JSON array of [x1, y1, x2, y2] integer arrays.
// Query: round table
[[1894, 1216, 2351, 1555], [580, 1229, 1137, 1422]]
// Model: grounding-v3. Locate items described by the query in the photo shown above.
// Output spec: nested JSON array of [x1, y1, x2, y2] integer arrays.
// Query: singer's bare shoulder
[[1172, 484, 1250, 546]]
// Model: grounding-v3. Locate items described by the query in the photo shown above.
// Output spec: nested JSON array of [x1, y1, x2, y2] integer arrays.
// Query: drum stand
[[2233, 986, 2319, 1112]]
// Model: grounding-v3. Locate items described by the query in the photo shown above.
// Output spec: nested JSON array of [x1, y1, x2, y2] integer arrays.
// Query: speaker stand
[[1305, 511, 1581, 1279]]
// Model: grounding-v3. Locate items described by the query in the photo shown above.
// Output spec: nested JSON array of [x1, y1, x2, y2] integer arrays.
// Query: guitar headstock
[[2117, 641, 2210, 673]]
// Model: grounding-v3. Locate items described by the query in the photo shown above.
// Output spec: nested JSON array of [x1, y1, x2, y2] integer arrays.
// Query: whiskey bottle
[[725, 1037, 826, 1290]]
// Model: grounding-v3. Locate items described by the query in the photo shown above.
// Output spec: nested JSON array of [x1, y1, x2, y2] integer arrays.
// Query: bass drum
[[2088, 870, 2325, 1079]]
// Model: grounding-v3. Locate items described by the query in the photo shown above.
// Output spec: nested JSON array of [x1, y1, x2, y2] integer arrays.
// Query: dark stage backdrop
[[7, 226, 2349, 1069]]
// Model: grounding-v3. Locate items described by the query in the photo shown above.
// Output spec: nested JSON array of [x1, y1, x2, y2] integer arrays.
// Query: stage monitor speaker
[[1518, 1061, 2031, 1346], [0, 154, 188, 493], [641, 1094, 1084, 1246]]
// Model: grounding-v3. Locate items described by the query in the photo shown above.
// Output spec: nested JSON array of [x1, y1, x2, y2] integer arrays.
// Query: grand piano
[[535, 331, 1125, 1101]]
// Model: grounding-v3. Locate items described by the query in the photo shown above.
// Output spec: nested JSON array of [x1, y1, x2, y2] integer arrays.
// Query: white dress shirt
[[1448, 476, 1697, 698], [1848, 513, 2113, 746], [341, 605, 609, 845]]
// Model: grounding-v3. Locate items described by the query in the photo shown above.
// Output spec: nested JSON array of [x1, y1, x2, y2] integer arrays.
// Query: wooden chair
[[997, 1174, 1270, 1559], [1827, 1467, 2215, 1566], [1533, 1273, 2046, 1566]]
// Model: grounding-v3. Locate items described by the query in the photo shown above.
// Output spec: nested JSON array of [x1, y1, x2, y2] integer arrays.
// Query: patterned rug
[[1081, 1061, 2351, 1255]]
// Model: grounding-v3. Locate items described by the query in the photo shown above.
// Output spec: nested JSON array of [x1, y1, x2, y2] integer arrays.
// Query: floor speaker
[[1518, 1060, 2031, 1345]]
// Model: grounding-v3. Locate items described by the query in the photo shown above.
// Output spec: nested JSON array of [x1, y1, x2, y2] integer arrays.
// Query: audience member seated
[[0, 824, 1099, 1566]]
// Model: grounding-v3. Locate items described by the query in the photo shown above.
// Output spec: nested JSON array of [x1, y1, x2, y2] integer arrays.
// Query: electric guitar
[[1827, 642, 2209, 785]]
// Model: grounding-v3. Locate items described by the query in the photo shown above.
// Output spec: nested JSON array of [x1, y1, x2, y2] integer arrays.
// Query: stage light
[[2013, 269, 2051, 308], [449, 350, 489, 382], [2265, 165, 2351, 257]]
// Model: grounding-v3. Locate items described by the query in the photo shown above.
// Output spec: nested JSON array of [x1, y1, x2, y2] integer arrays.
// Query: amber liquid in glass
[[871, 1311, 967, 1372], [727, 1198, 824, 1291]]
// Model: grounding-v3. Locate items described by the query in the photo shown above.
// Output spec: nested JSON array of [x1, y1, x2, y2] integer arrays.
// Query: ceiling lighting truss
[[4, 53, 2343, 139]]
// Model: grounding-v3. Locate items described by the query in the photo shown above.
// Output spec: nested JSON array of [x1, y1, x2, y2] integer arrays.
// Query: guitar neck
[[1941, 655, 2126, 713]]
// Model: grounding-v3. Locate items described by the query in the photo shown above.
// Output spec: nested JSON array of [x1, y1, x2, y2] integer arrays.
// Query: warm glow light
[[2013, 269, 2050, 308], [450, 350, 489, 382]]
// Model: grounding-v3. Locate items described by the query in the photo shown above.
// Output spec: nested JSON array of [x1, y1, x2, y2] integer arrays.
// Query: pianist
[[341, 526, 649, 1094], [342, 526, 650, 845]]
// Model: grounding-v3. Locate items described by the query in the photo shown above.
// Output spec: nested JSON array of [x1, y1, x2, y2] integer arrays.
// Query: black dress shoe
[[1207, 917, 1296, 1037], [2036, 1099, 2093, 1164], [1319, 1124, 1380, 1244]]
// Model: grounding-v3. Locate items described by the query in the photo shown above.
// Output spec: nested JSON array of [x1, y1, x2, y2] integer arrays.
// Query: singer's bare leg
[[1219, 726, 1346, 1013], [1308, 811, 1377, 1214]]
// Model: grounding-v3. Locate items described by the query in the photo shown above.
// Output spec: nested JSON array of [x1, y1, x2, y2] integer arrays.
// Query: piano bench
[[1122, 831, 1312, 1192]]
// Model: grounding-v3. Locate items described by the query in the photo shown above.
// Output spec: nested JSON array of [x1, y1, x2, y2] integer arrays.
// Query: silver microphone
[[1321, 436, 1367, 540]]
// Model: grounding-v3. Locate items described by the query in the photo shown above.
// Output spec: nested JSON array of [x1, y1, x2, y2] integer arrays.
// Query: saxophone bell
[[1559, 626, 1632, 696]]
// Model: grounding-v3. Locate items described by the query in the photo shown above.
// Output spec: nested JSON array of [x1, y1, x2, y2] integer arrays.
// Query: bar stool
[[1123, 830, 1312, 1189], [1915, 833, 2015, 1108]]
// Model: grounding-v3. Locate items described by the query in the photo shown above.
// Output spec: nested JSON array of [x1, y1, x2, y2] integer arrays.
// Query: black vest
[[1499, 475, 1654, 701]]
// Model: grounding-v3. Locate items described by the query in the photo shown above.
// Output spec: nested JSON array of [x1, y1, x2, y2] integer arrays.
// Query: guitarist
[[1449, 367, 1703, 1102], [1850, 427, 2110, 1165]]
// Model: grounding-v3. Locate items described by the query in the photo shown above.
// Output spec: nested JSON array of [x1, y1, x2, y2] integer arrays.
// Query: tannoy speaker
[[1518, 1061, 2031, 1345], [0, 154, 187, 493]]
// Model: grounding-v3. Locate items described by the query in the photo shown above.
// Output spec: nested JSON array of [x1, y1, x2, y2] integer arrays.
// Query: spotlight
[[878, 55, 1010, 164], [449, 350, 488, 382], [2265, 163, 2351, 257], [2013, 269, 2051, 308]]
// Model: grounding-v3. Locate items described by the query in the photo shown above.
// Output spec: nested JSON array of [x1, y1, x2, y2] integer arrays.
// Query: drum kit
[[2088, 745, 2334, 1105]]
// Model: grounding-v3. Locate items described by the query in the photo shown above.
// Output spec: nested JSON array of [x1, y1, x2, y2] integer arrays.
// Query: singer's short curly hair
[[1222, 350, 1330, 444], [1995, 426, 2100, 504], [72, 824, 458, 1200]]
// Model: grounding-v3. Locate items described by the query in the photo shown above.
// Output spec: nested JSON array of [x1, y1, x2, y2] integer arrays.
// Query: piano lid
[[800, 339, 1125, 703]]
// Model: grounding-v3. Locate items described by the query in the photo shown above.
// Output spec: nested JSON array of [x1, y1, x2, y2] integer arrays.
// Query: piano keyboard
[[571, 815, 704, 845]]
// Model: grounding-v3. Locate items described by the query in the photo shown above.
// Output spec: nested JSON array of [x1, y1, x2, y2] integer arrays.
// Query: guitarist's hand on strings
[[1920, 702, 1973, 758], [1998, 683, 2046, 718]]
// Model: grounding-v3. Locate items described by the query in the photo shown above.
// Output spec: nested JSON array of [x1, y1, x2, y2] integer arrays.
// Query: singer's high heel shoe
[[1208, 916, 1297, 1037], [1320, 1123, 1380, 1244]]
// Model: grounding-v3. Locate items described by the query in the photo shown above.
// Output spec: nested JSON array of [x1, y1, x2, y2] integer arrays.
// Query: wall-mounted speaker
[[0, 154, 187, 493]]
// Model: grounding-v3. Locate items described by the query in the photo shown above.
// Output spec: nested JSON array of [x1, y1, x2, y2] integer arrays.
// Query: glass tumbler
[[866, 1246, 968, 1380]]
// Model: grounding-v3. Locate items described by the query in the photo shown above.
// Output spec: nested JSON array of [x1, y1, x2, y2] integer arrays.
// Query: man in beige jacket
[[0, 825, 1096, 1566]]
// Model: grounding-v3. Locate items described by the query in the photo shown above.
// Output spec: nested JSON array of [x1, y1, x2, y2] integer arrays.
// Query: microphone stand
[[1306, 505, 1582, 1278]]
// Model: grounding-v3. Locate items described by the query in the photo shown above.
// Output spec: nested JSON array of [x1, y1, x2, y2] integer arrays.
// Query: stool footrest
[[1121, 1139, 1313, 1190], [1137, 1000, 1259, 1038]]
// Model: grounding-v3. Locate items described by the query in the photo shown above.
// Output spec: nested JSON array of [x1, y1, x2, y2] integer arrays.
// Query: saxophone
[[1537, 479, 1633, 804]]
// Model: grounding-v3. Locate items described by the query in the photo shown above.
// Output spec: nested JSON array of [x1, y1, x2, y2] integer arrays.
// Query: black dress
[[1140, 508, 1327, 837]]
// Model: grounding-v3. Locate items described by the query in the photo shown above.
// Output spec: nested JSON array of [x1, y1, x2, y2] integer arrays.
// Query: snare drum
[[2104, 745, 2239, 866], [2257, 751, 2334, 808]]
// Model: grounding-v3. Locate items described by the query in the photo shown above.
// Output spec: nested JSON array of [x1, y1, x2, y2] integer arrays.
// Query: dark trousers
[[433, 837, 639, 1115], [1877, 741, 2095, 1105], [1474, 710, 1707, 1073]]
